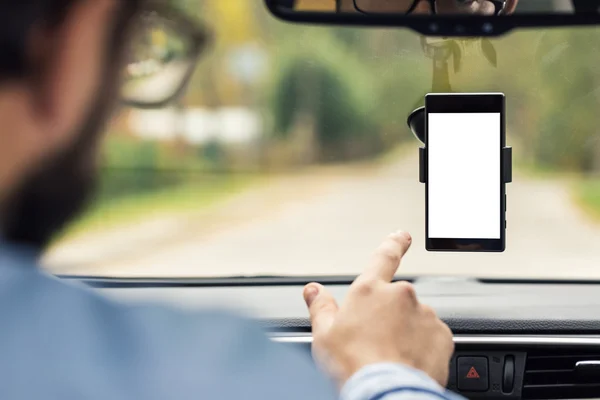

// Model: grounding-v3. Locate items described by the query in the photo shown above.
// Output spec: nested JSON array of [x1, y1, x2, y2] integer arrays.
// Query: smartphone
[[425, 93, 505, 252]]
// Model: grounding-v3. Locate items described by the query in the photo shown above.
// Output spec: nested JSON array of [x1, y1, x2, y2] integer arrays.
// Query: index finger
[[363, 231, 412, 282]]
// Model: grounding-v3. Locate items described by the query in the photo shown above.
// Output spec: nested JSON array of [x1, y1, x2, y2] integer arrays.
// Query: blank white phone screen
[[428, 113, 501, 239]]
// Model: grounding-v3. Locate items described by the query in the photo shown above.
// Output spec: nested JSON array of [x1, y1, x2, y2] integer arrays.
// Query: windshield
[[42, 1, 600, 280]]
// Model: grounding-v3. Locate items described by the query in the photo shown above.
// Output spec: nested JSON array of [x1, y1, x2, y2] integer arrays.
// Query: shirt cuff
[[340, 363, 459, 400]]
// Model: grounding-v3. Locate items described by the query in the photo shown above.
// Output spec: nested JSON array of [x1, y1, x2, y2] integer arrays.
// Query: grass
[[54, 142, 410, 244], [374, 142, 415, 165], [517, 162, 600, 223], [513, 158, 581, 181], [575, 178, 600, 222], [56, 173, 258, 242]]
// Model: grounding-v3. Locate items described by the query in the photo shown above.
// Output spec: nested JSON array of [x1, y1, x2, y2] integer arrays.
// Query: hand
[[302, 231, 454, 388]]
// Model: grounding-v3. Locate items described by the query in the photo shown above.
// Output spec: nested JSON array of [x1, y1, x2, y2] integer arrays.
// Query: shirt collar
[[0, 240, 42, 266]]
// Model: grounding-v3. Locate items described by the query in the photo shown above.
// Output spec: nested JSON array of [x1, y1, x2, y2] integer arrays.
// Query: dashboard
[[70, 275, 600, 400], [272, 334, 600, 400]]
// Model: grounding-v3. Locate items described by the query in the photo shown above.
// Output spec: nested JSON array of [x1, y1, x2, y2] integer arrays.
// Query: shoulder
[[7, 269, 335, 399]]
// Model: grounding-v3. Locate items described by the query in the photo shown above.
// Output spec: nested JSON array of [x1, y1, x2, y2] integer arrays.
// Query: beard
[[0, 1, 140, 251], [1, 101, 107, 250]]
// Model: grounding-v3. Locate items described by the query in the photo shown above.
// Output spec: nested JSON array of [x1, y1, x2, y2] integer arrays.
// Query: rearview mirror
[[265, 0, 600, 36]]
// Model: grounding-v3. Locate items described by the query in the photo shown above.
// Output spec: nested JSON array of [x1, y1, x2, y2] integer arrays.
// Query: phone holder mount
[[407, 106, 512, 184]]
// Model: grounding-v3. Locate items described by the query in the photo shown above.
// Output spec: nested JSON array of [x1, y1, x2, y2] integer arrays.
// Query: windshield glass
[[42, 1, 600, 280]]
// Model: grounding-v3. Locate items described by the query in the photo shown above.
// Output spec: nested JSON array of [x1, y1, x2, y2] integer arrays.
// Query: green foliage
[[60, 174, 257, 241], [99, 136, 164, 201], [99, 135, 209, 203], [199, 140, 228, 170], [526, 30, 600, 173], [103, 135, 159, 169], [165, 2, 600, 174], [435, 29, 600, 175], [576, 178, 600, 222], [269, 32, 379, 161], [269, 29, 427, 162]]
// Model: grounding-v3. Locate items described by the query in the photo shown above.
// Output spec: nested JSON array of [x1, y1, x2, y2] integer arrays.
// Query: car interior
[[42, 0, 600, 399], [72, 275, 600, 400]]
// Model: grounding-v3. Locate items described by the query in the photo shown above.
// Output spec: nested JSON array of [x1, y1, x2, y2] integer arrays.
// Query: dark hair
[[0, 0, 142, 249], [0, 0, 80, 80]]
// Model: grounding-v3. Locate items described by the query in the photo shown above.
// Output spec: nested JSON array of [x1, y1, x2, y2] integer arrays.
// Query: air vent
[[523, 348, 600, 399]]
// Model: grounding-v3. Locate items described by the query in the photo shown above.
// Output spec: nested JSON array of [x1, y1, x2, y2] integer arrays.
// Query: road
[[44, 153, 600, 279]]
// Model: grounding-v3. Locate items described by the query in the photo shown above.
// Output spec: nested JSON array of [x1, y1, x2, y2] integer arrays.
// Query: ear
[[29, 0, 118, 148], [413, 0, 433, 14], [501, 0, 518, 14]]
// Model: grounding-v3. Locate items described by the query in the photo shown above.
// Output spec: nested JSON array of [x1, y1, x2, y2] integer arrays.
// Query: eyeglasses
[[121, 2, 210, 109], [353, 0, 509, 16]]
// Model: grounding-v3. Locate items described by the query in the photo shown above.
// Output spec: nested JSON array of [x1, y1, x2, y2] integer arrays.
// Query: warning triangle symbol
[[466, 366, 480, 379]]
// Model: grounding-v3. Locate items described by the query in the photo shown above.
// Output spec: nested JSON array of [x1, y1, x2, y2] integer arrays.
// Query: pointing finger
[[363, 231, 412, 282]]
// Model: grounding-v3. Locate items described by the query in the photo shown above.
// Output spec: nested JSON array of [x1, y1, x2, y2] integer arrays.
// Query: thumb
[[303, 283, 339, 338]]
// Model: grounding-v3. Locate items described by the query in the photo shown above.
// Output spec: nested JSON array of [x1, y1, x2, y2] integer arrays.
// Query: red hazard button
[[466, 366, 480, 379], [457, 357, 489, 392]]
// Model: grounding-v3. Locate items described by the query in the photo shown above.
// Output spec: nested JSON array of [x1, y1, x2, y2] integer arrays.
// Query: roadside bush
[[529, 30, 600, 173], [269, 33, 382, 162], [99, 135, 193, 201]]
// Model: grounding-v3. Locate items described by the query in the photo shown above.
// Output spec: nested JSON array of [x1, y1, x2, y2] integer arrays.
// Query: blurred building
[[127, 107, 263, 145]]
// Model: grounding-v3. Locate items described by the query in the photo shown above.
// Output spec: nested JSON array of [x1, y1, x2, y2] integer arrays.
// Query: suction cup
[[407, 106, 425, 144]]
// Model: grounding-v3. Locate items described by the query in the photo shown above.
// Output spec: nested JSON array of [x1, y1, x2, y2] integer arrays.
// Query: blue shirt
[[0, 243, 465, 400]]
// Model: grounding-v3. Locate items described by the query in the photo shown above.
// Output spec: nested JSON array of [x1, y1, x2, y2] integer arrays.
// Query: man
[[0, 1, 461, 399]]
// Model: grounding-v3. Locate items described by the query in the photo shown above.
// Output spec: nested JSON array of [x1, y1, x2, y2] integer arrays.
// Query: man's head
[[0, 0, 141, 249]]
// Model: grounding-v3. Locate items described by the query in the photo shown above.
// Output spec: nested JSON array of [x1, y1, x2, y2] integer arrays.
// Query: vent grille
[[523, 348, 600, 399]]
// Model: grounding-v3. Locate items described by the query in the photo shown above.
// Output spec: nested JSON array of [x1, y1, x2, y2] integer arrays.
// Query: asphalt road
[[45, 153, 600, 279]]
